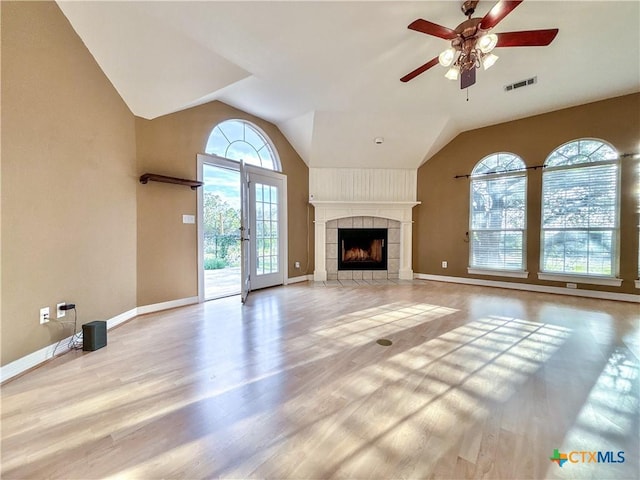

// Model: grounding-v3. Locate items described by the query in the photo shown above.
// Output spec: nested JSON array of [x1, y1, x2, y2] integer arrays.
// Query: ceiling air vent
[[504, 76, 537, 92]]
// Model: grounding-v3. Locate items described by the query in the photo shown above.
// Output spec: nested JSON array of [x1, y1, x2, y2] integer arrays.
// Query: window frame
[[538, 138, 622, 286], [636, 158, 640, 289], [467, 152, 529, 277], [204, 119, 281, 172]]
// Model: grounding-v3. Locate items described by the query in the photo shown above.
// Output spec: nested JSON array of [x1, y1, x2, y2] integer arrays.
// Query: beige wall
[[135, 101, 311, 306], [414, 93, 640, 294], [1, 1, 138, 365], [0, 1, 310, 366]]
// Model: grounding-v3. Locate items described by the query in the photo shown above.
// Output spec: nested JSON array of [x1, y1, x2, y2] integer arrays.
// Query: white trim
[[468, 268, 529, 279], [414, 273, 640, 303], [310, 201, 420, 223], [282, 176, 289, 286], [310, 201, 420, 205], [1, 335, 75, 383], [137, 296, 199, 316], [287, 274, 312, 284], [2, 297, 200, 383], [197, 154, 205, 303], [106, 307, 138, 329], [537, 273, 623, 287], [635, 280, 640, 289]]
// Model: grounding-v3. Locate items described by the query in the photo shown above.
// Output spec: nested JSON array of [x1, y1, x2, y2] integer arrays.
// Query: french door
[[198, 154, 286, 303], [240, 161, 250, 302], [244, 165, 287, 293]]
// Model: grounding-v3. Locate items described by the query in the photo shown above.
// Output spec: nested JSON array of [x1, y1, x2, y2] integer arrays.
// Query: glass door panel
[[248, 168, 286, 290], [240, 161, 251, 303], [202, 161, 241, 300]]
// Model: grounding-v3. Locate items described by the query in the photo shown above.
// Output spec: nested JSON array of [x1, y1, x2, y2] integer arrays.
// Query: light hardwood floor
[[1, 280, 638, 479]]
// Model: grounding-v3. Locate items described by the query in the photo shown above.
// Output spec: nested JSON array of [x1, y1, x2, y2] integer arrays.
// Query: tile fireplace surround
[[310, 201, 420, 282]]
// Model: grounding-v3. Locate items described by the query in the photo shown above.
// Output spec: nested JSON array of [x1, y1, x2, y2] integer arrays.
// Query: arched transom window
[[205, 119, 280, 171], [469, 152, 527, 273]]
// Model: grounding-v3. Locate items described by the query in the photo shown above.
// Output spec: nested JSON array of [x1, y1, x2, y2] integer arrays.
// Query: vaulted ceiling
[[57, 1, 640, 169]]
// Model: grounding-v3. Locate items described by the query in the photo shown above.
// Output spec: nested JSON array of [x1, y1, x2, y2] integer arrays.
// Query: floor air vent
[[505, 76, 537, 92]]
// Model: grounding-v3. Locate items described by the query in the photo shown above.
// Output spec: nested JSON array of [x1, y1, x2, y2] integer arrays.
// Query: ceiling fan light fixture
[[438, 48, 456, 67], [445, 66, 460, 80], [482, 53, 499, 70], [478, 33, 498, 53], [401, 2, 559, 88]]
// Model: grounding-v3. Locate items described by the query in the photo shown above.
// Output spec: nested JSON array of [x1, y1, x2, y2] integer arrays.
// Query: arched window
[[469, 153, 527, 274], [637, 160, 640, 285], [540, 138, 619, 278], [205, 119, 280, 171]]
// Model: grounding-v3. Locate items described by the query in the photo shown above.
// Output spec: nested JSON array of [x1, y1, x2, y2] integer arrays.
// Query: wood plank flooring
[[1, 280, 638, 479]]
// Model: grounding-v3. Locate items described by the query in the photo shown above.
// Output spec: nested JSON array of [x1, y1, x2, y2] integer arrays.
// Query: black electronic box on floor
[[82, 321, 107, 351]]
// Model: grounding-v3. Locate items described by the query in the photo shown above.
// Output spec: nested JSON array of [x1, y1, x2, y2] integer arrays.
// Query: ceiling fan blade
[[408, 19, 458, 40], [400, 57, 440, 83], [496, 29, 559, 47], [480, 0, 524, 30]]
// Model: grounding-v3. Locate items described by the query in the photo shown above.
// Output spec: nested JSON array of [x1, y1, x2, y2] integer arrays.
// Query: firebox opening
[[338, 228, 388, 271]]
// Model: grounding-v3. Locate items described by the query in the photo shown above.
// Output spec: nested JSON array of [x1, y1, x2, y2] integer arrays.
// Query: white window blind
[[469, 153, 527, 271], [541, 139, 619, 277]]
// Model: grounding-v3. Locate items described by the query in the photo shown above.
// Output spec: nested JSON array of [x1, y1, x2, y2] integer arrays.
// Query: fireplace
[[311, 201, 420, 281], [338, 228, 387, 271]]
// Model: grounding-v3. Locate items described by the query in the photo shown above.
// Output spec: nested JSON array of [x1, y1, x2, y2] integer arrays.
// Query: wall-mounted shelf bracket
[[139, 173, 204, 190]]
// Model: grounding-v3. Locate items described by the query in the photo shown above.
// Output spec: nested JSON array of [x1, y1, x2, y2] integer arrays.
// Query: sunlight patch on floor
[[546, 347, 639, 479], [213, 315, 574, 477]]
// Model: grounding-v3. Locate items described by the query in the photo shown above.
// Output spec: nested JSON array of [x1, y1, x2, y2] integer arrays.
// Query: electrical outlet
[[295, 261, 300, 269], [40, 307, 50, 324], [57, 302, 66, 319], [442, 261, 448, 268]]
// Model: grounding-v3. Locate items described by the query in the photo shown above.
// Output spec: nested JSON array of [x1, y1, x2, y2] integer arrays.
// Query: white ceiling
[[57, 1, 640, 169]]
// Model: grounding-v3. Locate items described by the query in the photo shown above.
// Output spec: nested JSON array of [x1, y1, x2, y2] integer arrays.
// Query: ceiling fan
[[401, 0, 558, 89]]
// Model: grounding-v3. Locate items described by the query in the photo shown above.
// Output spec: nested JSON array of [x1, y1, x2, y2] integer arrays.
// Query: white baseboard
[[136, 296, 199, 316], [287, 274, 313, 284], [414, 273, 640, 303], [106, 307, 138, 329], [2, 297, 199, 383], [0, 334, 75, 383]]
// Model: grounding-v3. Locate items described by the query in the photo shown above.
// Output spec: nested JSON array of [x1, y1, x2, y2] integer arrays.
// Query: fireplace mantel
[[310, 201, 419, 223], [311, 200, 420, 281]]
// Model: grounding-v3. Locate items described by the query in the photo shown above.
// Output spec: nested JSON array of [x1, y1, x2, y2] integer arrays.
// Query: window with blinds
[[541, 139, 620, 277], [636, 161, 640, 279], [469, 153, 527, 271]]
